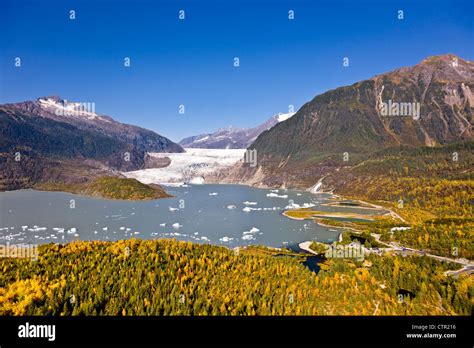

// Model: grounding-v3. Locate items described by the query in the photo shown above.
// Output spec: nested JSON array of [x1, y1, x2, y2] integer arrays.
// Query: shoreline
[[0, 187, 172, 202], [298, 241, 318, 255], [282, 209, 375, 221], [320, 202, 385, 211]]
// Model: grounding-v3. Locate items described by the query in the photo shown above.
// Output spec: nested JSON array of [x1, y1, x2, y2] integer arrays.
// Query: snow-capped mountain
[[5, 96, 184, 153], [37, 96, 107, 121], [0, 95, 184, 190], [179, 112, 296, 149]]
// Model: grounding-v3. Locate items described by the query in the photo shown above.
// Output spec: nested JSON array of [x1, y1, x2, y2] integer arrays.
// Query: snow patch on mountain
[[38, 97, 108, 122], [276, 112, 294, 122]]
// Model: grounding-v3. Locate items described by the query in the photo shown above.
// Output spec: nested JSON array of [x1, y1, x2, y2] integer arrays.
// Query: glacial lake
[[0, 184, 385, 249]]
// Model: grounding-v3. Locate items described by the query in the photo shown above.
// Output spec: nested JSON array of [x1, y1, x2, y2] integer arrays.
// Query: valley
[[0, 54, 472, 317]]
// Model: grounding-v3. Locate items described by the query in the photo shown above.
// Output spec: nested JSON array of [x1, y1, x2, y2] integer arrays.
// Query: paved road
[[444, 265, 474, 277], [299, 230, 473, 277], [371, 233, 474, 275]]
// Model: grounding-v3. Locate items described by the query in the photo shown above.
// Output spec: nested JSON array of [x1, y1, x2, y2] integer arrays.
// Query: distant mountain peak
[[421, 53, 464, 64], [38, 95, 63, 103], [374, 54, 474, 84], [217, 125, 242, 133], [179, 111, 296, 149], [418, 54, 473, 74]]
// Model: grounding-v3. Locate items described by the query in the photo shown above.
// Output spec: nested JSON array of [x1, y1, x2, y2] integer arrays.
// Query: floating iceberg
[[243, 227, 260, 235], [284, 202, 315, 209], [243, 206, 263, 212], [266, 193, 288, 199], [27, 226, 47, 232]]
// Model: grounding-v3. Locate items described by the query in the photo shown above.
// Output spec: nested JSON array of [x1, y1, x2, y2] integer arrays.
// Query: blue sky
[[1, 0, 473, 141]]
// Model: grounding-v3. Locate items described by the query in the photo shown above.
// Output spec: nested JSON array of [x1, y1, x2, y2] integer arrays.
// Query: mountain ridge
[[4, 96, 184, 153], [179, 112, 295, 149], [214, 54, 473, 189]]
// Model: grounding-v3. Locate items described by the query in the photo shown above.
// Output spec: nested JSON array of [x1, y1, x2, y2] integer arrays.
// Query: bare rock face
[[223, 54, 474, 189]]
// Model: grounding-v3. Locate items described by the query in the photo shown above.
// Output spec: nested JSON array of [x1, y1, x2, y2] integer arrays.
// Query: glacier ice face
[[123, 148, 246, 185]]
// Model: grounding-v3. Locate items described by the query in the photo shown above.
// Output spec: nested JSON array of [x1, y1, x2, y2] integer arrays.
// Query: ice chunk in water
[[243, 227, 260, 235], [242, 235, 255, 241], [266, 193, 288, 199]]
